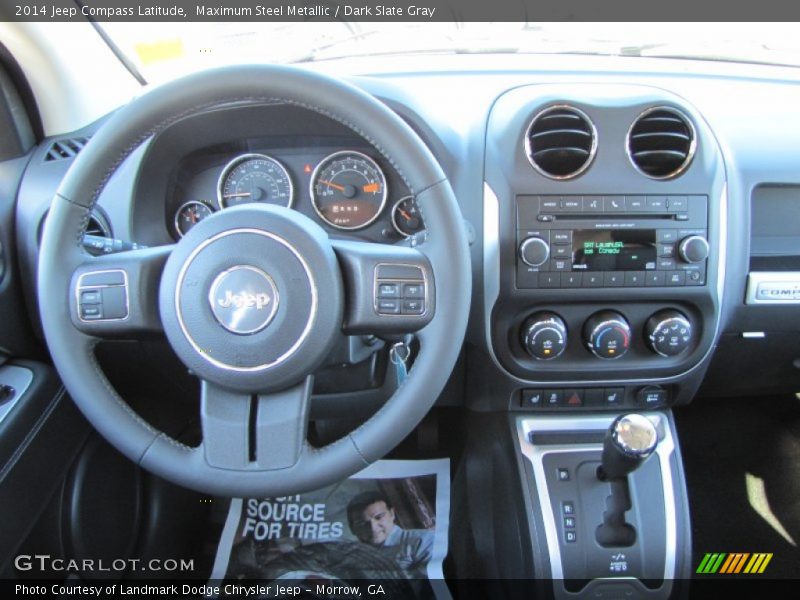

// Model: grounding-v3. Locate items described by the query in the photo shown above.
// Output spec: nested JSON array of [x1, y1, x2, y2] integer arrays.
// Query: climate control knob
[[521, 312, 567, 360], [519, 237, 550, 267], [584, 311, 631, 359], [678, 235, 709, 264], [645, 310, 694, 357]]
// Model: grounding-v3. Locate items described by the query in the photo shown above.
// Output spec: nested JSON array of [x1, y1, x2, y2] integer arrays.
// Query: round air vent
[[627, 107, 696, 179], [525, 105, 597, 180]]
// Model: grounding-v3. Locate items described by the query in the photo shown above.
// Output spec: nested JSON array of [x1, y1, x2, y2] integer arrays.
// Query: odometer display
[[310, 151, 388, 230], [217, 154, 293, 209]]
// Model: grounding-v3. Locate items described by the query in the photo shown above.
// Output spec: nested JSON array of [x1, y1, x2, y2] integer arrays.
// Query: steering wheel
[[38, 65, 470, 497]]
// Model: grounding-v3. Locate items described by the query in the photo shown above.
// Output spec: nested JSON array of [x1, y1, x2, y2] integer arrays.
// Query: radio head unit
[[516, 195, 709, 289]]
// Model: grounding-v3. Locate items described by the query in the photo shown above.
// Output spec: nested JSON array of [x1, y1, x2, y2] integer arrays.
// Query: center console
[[474, 83, 727, 596]]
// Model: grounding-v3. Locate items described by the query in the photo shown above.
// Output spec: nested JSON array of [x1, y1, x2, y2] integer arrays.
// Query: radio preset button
[[624, 271, 645, 287], [583, 273, 604, 288], [562, 273, 582, 288], [539, 273, 561, 288], [646, 271, 667, 286], [603, 272, 624, 287]]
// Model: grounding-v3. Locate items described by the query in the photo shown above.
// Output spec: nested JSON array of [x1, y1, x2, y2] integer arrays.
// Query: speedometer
[[310, 151, 388, 230], [217, 154, 294, 209]]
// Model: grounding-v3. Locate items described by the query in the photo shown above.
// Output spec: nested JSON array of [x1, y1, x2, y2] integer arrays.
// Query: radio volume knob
[[646, 309, 694, 357], [678, 235, 709, 263], [584, 311, 631, 359], [521, 312, 567, 360], [519, 237, 550, 267]]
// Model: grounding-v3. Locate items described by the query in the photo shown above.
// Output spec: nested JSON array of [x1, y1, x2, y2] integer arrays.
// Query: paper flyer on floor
[[210, 459, 451, 598]]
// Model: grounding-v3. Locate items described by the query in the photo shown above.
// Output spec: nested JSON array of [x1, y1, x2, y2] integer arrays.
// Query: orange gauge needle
[[319, 179, 346, 192], [363, 183, 380, 193], [223, 192, 252, 198], [399, 209, 412, 220]]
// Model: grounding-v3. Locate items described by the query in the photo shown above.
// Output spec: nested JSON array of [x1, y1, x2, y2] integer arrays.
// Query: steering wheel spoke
[[332, 239, 435, 335], [200, 376, 312, 471], [69, 245, 173, 338]]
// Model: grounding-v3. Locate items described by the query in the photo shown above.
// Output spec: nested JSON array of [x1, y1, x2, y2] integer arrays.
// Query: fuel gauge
[[174, 200, 214, 237], [391, 196, 425, 237]]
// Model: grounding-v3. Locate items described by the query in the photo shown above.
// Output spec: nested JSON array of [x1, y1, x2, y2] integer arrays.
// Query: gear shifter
[[598, 413, 658, 481], [595, 414, 658, 547]]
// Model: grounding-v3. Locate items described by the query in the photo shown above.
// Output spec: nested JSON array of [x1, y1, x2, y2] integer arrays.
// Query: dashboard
[[11, 54, 800, 414]]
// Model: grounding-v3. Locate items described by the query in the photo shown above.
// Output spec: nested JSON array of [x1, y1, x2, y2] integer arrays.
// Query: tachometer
[[217, 153, 294, 209], [174, 201, 214, 238], [310, 150, 388, 230]]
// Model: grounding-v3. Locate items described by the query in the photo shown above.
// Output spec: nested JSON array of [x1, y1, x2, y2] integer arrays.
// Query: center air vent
[[525, 105, 597, 180], [627, 107, 695, 179]]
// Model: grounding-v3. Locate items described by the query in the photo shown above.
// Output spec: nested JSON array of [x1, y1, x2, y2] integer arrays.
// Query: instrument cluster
[[171, 146, 424, 240]]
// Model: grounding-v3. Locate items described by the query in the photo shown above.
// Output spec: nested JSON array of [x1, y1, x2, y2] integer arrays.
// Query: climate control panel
[[519, 308, 696, 362]]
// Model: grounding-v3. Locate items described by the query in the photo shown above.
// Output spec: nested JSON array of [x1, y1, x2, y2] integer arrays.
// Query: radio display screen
[[572, 229, 657, 271]]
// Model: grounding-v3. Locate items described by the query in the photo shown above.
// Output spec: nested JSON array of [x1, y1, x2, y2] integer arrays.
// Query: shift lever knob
[[598, 414, 658, 481]]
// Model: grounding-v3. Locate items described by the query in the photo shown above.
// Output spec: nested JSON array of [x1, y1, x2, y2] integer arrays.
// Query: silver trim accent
[[174, 200, 214, 238], [309, 150, 388, 231], [208, 265, 280, 335], [519, 236, 550, 267], [216, 153, 294, 210], [390, 195, 424, 238], [626, 106, 697, 181], [0, 365, 34, 426], [524, 104, 598, 181], [746, 271, 800, 305], [373, 263, 431, 319], [516, 413, 676, 597], [76, 269, 130, 323], [174, 228, 318, 372], [742, 331, 765, 339], [482, 182, 727, 386]]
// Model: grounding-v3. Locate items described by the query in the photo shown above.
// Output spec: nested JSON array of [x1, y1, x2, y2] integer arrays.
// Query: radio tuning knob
[[519, 237, 550, 267], [520, 312, 567, 360], [584, 311, 631, 359], [678, 235, 709, 264]]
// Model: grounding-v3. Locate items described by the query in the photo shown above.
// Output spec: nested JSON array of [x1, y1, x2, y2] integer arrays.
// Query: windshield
[[98, 22, 800, 84]]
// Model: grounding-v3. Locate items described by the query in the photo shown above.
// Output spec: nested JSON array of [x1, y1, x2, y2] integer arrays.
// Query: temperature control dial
[[646, 310, 694, 357], [584, 311, 631, 359], [520, 312, 567, 360]]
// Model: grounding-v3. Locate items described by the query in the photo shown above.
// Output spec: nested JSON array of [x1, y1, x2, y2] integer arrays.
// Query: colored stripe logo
[[696, 553, 773, 574]]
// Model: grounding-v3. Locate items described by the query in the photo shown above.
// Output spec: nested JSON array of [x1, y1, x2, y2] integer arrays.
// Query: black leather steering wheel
[[38, 65, 470, 497]]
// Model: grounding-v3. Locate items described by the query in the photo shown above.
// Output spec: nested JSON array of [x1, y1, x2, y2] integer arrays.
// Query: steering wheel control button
[[377, 283, 401, 298], [209, 265, 279, 335], [377, 299, 401, 314], [373, 266, 426, 317], [76, 269, 129, 322], [584, 311, 631, 359], [521, 312, 568, 360]]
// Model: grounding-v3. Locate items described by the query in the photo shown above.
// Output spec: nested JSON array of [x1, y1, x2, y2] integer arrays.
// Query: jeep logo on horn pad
[[209, 265, 279, 335]]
